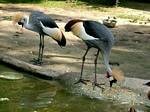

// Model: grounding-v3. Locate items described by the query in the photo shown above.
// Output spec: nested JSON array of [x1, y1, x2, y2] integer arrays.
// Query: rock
[[103, 17, 117, 28], [0, 72, 24, 80], [57, 72, 150, 106], [0, 98, 10, 101]]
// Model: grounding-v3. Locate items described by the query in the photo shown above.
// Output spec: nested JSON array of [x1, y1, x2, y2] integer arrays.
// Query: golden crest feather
[[112, 67, 125, 81], [12, 13, 24, 24]]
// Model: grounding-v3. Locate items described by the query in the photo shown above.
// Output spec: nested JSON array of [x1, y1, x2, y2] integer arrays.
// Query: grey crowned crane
[[65, 19, 116, 88], [18, 11, 66, 65]]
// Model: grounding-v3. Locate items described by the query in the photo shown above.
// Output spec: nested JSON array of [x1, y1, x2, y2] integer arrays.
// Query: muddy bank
[[0, 53, 149, 106]]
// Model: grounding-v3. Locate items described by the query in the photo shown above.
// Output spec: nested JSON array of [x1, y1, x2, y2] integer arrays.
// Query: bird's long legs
[[32, 34, 43, 65], [75, 47, 90, 85], [40, 35, 44, 64], [38, 34, 42, 62], [93, 50, 105, 89]]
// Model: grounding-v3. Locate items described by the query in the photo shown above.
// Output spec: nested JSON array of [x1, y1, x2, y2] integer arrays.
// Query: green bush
[[100, 0, 119, 5], [79, 0, 118, 6]]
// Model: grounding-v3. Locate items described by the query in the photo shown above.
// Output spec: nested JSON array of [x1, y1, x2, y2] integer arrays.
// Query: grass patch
[[0, 1, 149, 21], [38, 1, 150, 21], [117, 14, 147, 21], [38, 0, 115, 11]]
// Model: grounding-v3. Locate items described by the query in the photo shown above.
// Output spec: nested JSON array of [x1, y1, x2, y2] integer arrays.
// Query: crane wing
[[83, 21, 114, 42], [37, 16, 58, 28], [29, 11, 58, 29]]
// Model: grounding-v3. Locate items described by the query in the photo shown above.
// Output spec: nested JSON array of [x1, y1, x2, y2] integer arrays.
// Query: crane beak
[[18, 22, 24, 28]]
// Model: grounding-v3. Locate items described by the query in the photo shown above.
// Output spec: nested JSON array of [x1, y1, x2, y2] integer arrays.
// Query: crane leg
[[32, 34, 43, 65], [75, 47, 90, 85], [93, 50, 105, 90], [38, 34, 42, 62], [40, 35, 44, 64]]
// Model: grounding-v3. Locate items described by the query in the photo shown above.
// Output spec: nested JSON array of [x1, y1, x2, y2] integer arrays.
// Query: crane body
[[18, 11, 66, 65], [65, 19, 116, 87]]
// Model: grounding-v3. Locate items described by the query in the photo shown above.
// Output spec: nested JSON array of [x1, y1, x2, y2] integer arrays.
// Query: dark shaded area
[[148, 91, 150, 100], [119, 1, 150, 11], [0, 0, 42, 3], [79, 0, 150, 5], [144, 82, 150, 86], [79, 0, 119, 6], [126, 0, 150, 3]]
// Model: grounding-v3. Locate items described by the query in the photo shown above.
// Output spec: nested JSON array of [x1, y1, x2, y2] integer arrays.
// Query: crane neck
[[103, 51, 112, 74], [23, 16, 32, 30]]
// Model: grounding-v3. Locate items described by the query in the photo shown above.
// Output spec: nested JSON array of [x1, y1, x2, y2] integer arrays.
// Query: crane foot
[[74, 78, 90, 85], [30, 58, 43, 65], [92, 82, 105, 90]]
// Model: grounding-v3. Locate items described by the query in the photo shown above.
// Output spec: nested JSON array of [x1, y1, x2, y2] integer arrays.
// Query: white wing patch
[[40, 21, 62, 41], [71, 22, 98, 40]]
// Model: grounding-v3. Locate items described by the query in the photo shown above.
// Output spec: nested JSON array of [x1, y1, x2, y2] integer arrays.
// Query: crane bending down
[[65, 19, 116, 88], [18, 11, 66, 65]]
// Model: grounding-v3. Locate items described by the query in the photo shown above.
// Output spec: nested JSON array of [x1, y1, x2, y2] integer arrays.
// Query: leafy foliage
[[79, 0, 119, 6], [128, 0, 150, 3]]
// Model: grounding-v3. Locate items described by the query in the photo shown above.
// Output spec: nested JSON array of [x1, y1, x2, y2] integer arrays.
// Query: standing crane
[[65, 19, 117, 88], [18, 11, 66, 65]]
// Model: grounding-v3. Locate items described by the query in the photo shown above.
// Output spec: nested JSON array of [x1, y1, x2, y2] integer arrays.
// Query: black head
[[64, 19, 83, 32], [18, 21, 24, 28], [18, 16, 27, 28]]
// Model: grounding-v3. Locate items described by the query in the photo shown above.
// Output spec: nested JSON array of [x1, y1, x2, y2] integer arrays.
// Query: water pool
[[0, 64, 149, 112]]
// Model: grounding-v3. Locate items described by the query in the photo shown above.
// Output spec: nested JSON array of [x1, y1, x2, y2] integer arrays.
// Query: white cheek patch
[[71, 22, 98, 40], [109, 76, 114, 81]]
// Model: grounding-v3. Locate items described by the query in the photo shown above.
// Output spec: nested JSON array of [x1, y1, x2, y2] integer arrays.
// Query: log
[[0, 54, 60, 79]]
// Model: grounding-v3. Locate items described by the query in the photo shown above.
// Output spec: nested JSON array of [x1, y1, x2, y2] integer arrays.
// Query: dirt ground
[[0, 4, 150, 79]]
